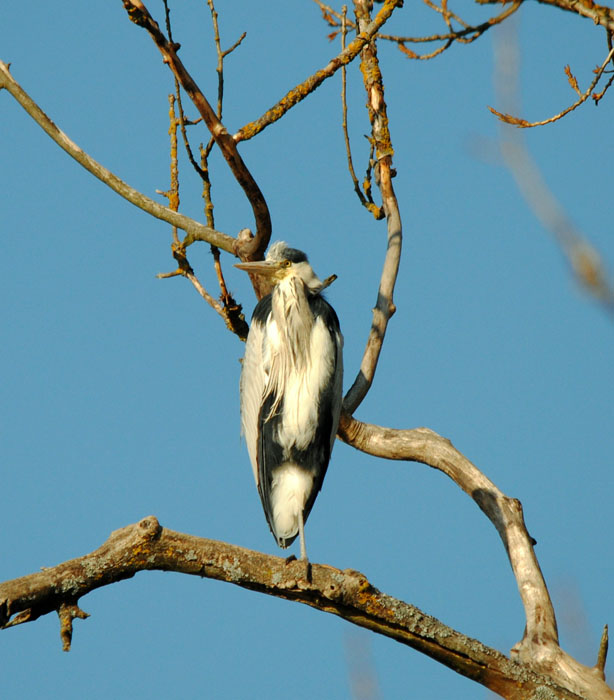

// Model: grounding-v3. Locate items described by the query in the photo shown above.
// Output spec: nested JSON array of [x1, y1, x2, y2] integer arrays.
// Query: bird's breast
[[267, 316, 337, 452]]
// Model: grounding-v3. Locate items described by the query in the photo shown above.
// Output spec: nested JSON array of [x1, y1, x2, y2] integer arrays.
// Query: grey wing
[[297, 297, 343, 523], [239, 316, 269, 486], [310, 296, 343, 456]]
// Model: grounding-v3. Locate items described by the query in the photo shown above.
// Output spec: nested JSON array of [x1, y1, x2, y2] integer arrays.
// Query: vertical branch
[[153, 65, 239, 331], [168, 94, 180, 244], [340, 6, 370, 211], [343, 0, 402, 415], [202, 0, 249, 340], [199, 143, 246, 339]]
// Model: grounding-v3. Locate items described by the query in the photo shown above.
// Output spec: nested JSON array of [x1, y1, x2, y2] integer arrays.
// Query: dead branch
[[489, 44, 614, 129], [121, 0, 271, 261], [234, 0, 402, 143], [0, 61, 234, 254], [531, 0, 614, 33], [314, 0, 522, 60], [343, 0, 402, 415], [340, 7, 372, 211], [337, 414, 614, 699], [0, 516, 592, 698]]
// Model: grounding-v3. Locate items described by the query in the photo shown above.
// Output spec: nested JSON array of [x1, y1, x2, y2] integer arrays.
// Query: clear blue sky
[[1, 2, 612, 699]]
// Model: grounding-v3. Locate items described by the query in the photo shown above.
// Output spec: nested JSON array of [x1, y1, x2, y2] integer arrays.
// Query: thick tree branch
[[0, 516, 592, 698], [0, 62, 233, 253], [337, 414, 614, 699], [122, 0, 271, 261]]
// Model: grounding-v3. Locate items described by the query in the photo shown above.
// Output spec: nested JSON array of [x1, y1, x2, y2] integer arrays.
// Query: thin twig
[[168, 93, 180, 243], [388, 0, 522, 60], [199, 0, 249, 340], [596, 624, 609, 675], [162, 0, 207, 180], [340, 6, 369, 210], [162, 0, 209, 182], [489, 44, 614, 128]]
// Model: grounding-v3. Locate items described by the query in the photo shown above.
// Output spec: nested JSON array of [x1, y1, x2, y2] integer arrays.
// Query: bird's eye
[[282, 260, 291, 268]]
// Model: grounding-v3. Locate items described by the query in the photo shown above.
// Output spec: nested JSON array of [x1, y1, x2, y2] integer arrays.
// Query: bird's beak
[[234, 260, 282, 276]]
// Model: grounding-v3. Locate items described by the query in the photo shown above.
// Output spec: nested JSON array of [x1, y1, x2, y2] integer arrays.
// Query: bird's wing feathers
[[259, 297, 343, 529], [302, 296, 343, 511], [239, 295, 272, 485], [241, 292, 343, 544]]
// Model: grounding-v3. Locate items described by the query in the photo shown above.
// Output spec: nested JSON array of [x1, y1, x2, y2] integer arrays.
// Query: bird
[[235, 241, 343, 562]]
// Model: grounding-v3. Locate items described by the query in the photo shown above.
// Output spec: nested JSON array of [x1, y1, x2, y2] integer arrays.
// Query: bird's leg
[[298, 509, 308, 562], [298, 509, 312, 581]]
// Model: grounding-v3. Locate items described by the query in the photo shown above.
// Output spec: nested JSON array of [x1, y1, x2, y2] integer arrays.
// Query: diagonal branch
[[234, 0, 402, 143], [122, 0, 271, 260], [337, 414, 614, 699], [0, 61, 234, 253], [0, 516, 588, 698]]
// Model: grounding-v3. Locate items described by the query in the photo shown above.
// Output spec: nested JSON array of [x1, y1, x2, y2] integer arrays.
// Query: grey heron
[[236, 241, 343, 561]]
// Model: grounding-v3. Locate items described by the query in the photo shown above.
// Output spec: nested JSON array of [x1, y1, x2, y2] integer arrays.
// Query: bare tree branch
[[489, 44, 614, 129], [121, 0, 271, 261], [0, 61, 234, 253], [314, 0, 522, 60], [343, 0, 402, 415], [337, 414, 614, 699], [340, 7, 374, 213], [234, 0, 402, 143], [480, 0, 614, 33], [0, 516, 595, 698]]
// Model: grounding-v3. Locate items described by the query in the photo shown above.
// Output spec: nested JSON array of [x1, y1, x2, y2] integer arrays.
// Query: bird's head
[[235, 241, 336, 294]]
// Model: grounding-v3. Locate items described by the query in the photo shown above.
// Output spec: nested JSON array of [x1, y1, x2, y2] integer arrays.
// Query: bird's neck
[[272, 276, 314, 367]]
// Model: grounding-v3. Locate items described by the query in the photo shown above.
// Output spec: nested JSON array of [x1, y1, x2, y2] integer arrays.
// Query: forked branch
[[122, 0, 271, 260], [337, 414, 614, 700]]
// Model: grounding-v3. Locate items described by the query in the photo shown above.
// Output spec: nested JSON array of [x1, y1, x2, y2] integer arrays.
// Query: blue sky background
[[1, 2, 612, 698]]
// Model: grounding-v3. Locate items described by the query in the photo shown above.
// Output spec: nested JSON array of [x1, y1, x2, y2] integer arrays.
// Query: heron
[[235, 241, 343, 562]]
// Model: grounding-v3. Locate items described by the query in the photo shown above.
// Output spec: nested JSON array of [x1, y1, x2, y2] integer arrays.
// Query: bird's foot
[[283, 553, 311, 582]]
